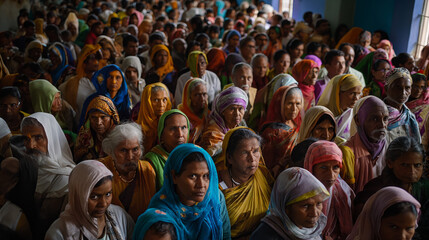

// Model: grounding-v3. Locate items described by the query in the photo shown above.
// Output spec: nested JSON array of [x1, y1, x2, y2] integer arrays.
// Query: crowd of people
[[1, 0, 429, 239]]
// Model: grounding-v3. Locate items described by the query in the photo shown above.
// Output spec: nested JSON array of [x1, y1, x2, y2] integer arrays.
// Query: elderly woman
[[406, 74, 429, 145], [292, 59, 320, 110], [384, 68, 421, 144], [136, 83, 172, 153], [121, 56, 145, 108], [317, 74, 363, 142], [0, 87, 29, 135], [353, 136, 429, 237], [297, 106, 336, 143], [45, 160, 135, 239], [99, 122, 156, 221], [48, 43, 75, 87], [260, 85, 303, 176], [75, 96, 119, 163], [146, 44, 176, 94], [144, 110, 190, 190], [251, 167, 329, 240], [347, 187, 420, 240], [84, 64, 132, 122], [29, 79, 76, 132], [200, 87, 248, 157], [304, 141, 354, 240], [175, 51, 221, 106], [148, 143, 231, 239], [178, 78, 209, 143], [216, 127, 274, 238]]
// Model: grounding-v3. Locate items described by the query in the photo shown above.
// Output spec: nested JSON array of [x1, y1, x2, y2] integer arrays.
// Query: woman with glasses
[[0, 87, 28, 135]]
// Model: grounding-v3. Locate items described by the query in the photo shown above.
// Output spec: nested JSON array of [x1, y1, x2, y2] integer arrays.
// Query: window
[[414, 0, 429, 59]]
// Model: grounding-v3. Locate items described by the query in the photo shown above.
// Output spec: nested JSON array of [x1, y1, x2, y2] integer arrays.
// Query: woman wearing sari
[[200, 87, 248, 157], [347, 187, 420, 240], [133, 208, 179, 240], [260, 85, 303, 177], [216, 127, 274, 239], [23, 40, 50, 70], [96, 35, 118, 67], [384, 68, 421, 144], [45, 160, 135, 239], [355, 49, 389, 86], [292, 59, 320, 111], [75, 96, 120, 163], [378, 40, 395, 61], [146, 44, 176, 94], [147, 144, 231, 240], [206, 48, 227, 77], [251, 167, 329, 240], [317, 74, 363, 142], [304, 141, 354, 240], [136, 83, 172, 154], [178, 78, 209, 143], [48, 43, 75, 87], [363, 58, 391, 98], [248, 74, 298, 130]]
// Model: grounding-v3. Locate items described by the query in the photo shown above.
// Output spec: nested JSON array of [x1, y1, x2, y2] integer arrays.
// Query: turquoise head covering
[[132, 208, 180, 240], [148, 144, 222, 240]]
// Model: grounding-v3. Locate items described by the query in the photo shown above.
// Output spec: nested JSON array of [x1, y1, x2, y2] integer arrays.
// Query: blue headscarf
[[80, 64, 131, 126], [133, 208, 180, 240], [49, 43, 70, 86], [148, 144, 222, 240]]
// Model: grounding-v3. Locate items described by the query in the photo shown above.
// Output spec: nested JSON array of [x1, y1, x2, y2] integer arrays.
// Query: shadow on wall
[[0, 0, 31, 32]]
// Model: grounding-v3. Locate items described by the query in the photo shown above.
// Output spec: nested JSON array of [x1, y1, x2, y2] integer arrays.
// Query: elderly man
[[251, 53, 270, 91], [99, 122, 156, 221], [20, 112, 75, 237], [231, 62, 257, 121], [344, 96, 389, 193], [144, 110, 190, 190]]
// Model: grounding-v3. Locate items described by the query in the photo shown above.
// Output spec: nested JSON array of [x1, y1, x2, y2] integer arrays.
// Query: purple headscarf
[[304, 55, 322, 67]]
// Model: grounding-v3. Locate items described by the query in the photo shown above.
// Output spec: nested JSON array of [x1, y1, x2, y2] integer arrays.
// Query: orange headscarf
[[335, 27, 363, 49], [264, 85, 303, 127], [206, 48, 227, 75], [150, 44, 175, 80]]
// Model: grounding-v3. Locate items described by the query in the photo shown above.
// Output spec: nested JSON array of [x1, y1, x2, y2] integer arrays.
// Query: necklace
[[113, 164, 136, 183], [228, 168, 241, 187]]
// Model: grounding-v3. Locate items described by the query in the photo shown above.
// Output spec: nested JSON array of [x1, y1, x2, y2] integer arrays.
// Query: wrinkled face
[[228, 35, 240, 48], [274, 53, 290, 74], [89, 111, 112, 136], [197, 55, 207, 77], [29, 47, 42, 62], [0, 96, 21, 120], [371, 61, 391, 83], [161, 114, 189, 152], [312, 160, 341, 189], [113, 138, 141, 173], [125, 41, 138, 56], [283, 92, 302, 121], [232, 67, 253, 93], [290, 44, 304, 59], [172, 161, 210, 206], [252, 57, 269, 78], [154, 50, 168, 68], [361, 105, 389, 142], [411, 80, 426, 99], [51, 92, 62, 113], [326, 56, 346, 77], [190, 83, 208, 114], [285, 194, 324, 229], [151, 89, 169, 117], [222, 104, 245, 129], [227, 137, 260, 178], [388, 151, 423, 184], [386, 77, 412, 106], [339, 86, 362, 111], [311, 118, 335, 141], [125, 66, 139, 83], [88, 179, 112, 219], [22, 124, 48, 155], [106, 70, 123, 98], [341, 45, 355, 68], [302, 67, 319, 85], [379, 211, 417, 240]]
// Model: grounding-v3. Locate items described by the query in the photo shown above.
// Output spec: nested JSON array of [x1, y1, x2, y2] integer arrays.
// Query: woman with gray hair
[[99, 122, 156, 221]]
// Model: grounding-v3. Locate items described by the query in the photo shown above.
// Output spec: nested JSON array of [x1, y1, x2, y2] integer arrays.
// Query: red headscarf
[[206, 48, 227, 75], [292, 59, 319, 110]]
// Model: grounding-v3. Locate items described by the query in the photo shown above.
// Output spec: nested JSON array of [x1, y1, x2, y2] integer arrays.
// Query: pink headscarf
[[347, 186, 420, 240], [378, 39, 395, 61], [59, 160, 113, 239]]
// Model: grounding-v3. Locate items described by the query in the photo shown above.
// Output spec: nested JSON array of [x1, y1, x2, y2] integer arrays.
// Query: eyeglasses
[[377, 69, 390, 73], [0, 102, 20, 110]]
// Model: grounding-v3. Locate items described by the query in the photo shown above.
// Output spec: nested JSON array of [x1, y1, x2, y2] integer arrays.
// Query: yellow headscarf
[[187, 51, 208, 78], [297, 106, 336, 143], [150, 44, 175, 80], [106, 12, 119, 26]]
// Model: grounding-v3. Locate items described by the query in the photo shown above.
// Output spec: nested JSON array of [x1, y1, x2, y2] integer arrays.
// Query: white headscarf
[[0, 117, 11, 138], [121, 56, 142, 80]]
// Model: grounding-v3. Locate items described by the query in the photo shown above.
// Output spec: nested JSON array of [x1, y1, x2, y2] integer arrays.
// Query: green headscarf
[[29, 79, 60, 113], [157, 109, 190, 141], [187, 51, 208, 78]]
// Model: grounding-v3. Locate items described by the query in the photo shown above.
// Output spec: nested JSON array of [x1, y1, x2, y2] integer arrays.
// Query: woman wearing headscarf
[[260, 86, 303, 177], [96, 36, 118, 67], [75, 96, 120, 163], [65, 12, 79, 42], [292, 59, 320, 111], [304, 141, 354, 240], [317, 74, 363, 142], [133, 208, 179, 240], [378, 39, 395, 61], [34, 18, 48, 45], [23, 40, 50, 70], [138, 19, 153, 45], [216, 127, 274, 239], [145, 44, 176, 94], [200, 87, 248, 157], [251, 167, 330, 240], [355, 48, 389, 86], [248, 74, 298, 130], [83, 64, 132, 123], [384, 68, 421, 144], [347, 187, 420, 240], [223, 29, 241, 55], [147, 144, 231, 240], [29, 79, 76, 133], [121, 56, 145, 108], [136, 83, 172, 153], [206, 48, 227, 77], [362, 58, 391, 98], [334, 27, 363, 49], [45, 160, 135, 239], [48, 43, 75, 87], [178, 78, 209, 143]]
